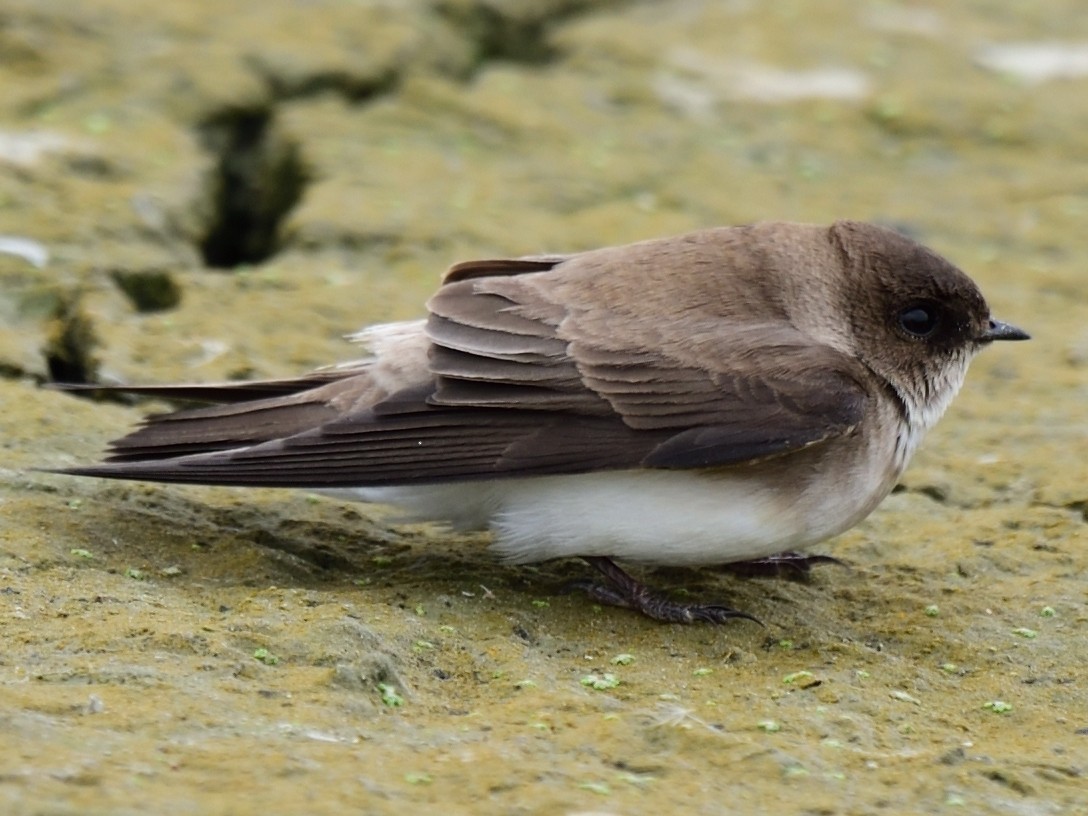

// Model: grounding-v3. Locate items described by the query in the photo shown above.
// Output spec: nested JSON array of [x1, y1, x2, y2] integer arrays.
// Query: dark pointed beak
[[980, 319, 1030, 342]]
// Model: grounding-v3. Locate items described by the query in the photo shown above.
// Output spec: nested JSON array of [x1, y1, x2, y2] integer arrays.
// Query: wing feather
[[55, 248, 873, 488]]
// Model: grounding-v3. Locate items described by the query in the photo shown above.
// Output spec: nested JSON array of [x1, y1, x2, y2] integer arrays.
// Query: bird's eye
[[898, 304, 940, 338]]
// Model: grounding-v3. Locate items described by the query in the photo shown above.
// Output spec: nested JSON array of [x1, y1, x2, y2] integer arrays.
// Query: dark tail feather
[[46, 372, 350, 404]]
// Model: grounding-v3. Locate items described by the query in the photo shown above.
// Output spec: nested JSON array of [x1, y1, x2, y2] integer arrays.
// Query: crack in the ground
[[435, 0, 629, 72], [43, 292, 99, 385], [252, 62, 401, 104], [187, 1, 635, 271], [195, 106, 309, 269]]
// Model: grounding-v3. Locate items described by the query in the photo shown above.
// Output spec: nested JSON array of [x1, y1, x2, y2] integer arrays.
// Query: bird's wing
[[48, 371, 352, 404], [48, 319, 431, 459], [52, 257, 872, 487]]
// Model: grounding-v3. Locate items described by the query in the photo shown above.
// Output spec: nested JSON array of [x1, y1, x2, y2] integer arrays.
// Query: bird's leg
[[574, 556, 762, 625], [720, 552, 845, 580]]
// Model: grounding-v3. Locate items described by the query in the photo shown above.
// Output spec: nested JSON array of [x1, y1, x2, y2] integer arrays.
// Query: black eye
[[898, 304, 940, 338]]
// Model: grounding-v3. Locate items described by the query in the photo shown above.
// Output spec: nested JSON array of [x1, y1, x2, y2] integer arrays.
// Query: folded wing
[[54, 256, 871, 486]]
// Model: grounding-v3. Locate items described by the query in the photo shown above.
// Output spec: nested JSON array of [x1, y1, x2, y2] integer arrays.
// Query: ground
[[1, 1, 1085, 814]]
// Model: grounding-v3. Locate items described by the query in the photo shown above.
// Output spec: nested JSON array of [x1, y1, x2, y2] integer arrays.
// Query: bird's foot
[[720, 551, 846, 580], [573, 556, 762, 625]]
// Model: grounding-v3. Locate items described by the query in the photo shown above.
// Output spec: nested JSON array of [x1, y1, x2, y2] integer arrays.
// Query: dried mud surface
[[1, 2, 1085, 814]]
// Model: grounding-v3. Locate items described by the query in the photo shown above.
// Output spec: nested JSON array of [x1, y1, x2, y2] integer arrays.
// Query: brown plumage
[[47, 220, 1028, 623]]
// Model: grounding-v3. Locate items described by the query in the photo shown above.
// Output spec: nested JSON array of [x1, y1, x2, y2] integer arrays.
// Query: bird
[[48, 220, 1029, 624]]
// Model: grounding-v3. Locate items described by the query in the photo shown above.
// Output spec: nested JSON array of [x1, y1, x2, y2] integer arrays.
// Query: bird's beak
[[980, 319, 1030, 342]]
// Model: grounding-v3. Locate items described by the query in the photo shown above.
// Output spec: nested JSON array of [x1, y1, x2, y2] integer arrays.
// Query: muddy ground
[[1, 1, 1085, 814]]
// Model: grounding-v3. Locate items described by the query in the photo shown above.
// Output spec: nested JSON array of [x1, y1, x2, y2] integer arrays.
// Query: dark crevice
[[256, 64, 400, 104], [438, 2, 559, 65], [1063, 500, 1087, 522], [189, 2, 628, 270], [196, 107, 309, 269], [43, 293, 98, 385], [435, 0, 628, 71], [0, 360, 32, 381], [109, 268, 182, 312]]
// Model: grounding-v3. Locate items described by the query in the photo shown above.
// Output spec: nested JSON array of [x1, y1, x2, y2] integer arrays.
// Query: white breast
[[326, 463, 888, 567]]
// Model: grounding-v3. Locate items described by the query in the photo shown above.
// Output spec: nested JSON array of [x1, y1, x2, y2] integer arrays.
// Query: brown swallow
[[48, 221, 1029, 623]]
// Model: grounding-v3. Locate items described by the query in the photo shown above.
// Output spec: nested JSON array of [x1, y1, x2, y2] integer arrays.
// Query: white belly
[[321, 467, 879, 566]]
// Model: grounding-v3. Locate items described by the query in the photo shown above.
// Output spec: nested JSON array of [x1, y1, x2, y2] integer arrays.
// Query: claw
[[576, 556, 762, 626]]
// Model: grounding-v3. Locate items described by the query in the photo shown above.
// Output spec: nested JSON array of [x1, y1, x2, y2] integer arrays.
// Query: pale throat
[[893, 350, 972, 470]]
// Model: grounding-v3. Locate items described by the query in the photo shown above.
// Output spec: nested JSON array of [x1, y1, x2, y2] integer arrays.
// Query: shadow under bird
[[48, 221, 1029, 623]]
